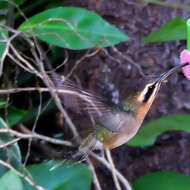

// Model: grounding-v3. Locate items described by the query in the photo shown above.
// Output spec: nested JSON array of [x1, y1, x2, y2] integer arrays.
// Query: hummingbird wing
[[96, 110, 127, 132], [53, 76, 122, 132], [61, 79, 109, 117]]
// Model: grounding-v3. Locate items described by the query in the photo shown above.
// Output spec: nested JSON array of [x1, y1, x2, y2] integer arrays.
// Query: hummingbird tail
[[69, 133, 97, 162], [79, 132, 97, 154]]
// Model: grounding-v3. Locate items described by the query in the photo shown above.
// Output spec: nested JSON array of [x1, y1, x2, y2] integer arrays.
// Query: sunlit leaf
[[18, 7, 129, 50], [0, 171, 23, 190], [23, 160, 92, 190], [128, 114, 190, 146], [142, 17, 186, 43], [133, 171, 190, 190]]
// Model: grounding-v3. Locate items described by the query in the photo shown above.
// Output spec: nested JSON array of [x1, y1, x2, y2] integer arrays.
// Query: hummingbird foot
[[71, 133, 104, 162]]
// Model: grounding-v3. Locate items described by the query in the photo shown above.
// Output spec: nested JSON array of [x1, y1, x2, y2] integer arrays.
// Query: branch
[[0, 128, 73, 147], [0, 138, 20, 149], [91, 152, 133, 190], [0, 159, 44, 190], [87, 158, 102, 190], [105, 148, 122, 190]]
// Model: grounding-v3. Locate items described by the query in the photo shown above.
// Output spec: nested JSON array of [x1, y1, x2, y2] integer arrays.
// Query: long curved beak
[[156, 63, 189, 83]]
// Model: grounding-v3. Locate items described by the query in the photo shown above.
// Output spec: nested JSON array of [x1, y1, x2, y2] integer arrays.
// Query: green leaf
[[0, 105, 27, 126], [0, 102, 6, 109], [133, 171, 190, 190], [18, 7, 129, 50], [0, 117, 7, 128], [142, 17, 186, 43], [0, 28, 7, 59], [23, 160, 92, 190], [16, 0, 27, 5], [45, 0, 64, 9], [0, 171, 23, 190], [8, 106, 27, 126], [0, 1, 7, 9], [0, 0, 26, 8], [20, 101, 56, 125], [0, 118, 22, 177], [128, 114, 190, 147]]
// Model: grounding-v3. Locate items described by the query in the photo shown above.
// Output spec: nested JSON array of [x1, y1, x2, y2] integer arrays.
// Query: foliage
[[0, 118, 21, 177], [133, 171, 190, 190], [0, 0, 26, 7], [128, 114, 190, 146], [0, 29, 7, 59], [142, 17, 186, 43], [0, 161, 91, 190], [23, 161, 92, 190], [0, 102, 6, 109], [0, 103, 27, 127], [18, 7, 129, 50], [7, 106, 27, 126], [0, 171, 23, 190]]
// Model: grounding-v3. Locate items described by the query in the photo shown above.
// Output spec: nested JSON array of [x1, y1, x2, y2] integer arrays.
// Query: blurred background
[[1, 0, 190, 190]]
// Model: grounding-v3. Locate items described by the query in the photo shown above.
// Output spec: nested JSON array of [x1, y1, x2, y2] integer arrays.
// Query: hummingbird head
[[137, 63, 188, 104], [128, 63, 188, 121]]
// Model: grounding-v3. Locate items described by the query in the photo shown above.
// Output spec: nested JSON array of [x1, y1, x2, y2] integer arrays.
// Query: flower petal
[[180, 49, 190, 80]]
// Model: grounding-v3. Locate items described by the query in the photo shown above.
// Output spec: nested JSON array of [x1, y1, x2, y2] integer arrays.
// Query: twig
[[48, 50, 69, 73], [105, 148, 122, 190], [0, 137, 20, 149], [91, 152, 133, 190], [66, 49, 100, 79], [33, 18, 90, 46], [111, 46, 145, 77], [87, 158, 102, 190], [31, 43, 81, 142], [0, 31, 21, 76], [0, 87, 102, 112], [0, 28, 42, 78], [102, 48, 122, 65], [0, 128, 73, 147], [24, 92, 42, 166], [0, 158, 44, 190], [9, 43, 40, 74], [41, 73, 81, 142], [7, 53, 39, 75]]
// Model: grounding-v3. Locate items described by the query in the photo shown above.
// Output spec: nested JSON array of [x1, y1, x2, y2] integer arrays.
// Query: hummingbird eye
[[143, 83, 156, 103]]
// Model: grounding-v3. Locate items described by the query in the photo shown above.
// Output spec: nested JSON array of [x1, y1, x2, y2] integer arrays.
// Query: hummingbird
[[60, 63, 188, 153]]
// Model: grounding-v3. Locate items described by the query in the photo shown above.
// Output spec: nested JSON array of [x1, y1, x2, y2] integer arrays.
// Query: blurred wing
[[96, 110, 126, 132], [51, 75, 121, 132], [62, 79, 109, 117]]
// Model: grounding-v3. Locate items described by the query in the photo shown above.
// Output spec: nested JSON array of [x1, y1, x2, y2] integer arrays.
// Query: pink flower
[[180, 49, 190, 80]]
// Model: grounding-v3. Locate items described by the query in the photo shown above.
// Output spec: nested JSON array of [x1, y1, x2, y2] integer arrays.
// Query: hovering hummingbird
[[59, 63, 188, 153]]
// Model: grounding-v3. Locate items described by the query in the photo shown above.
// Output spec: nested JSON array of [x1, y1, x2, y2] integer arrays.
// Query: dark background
[[59, 0, 190, 186]]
